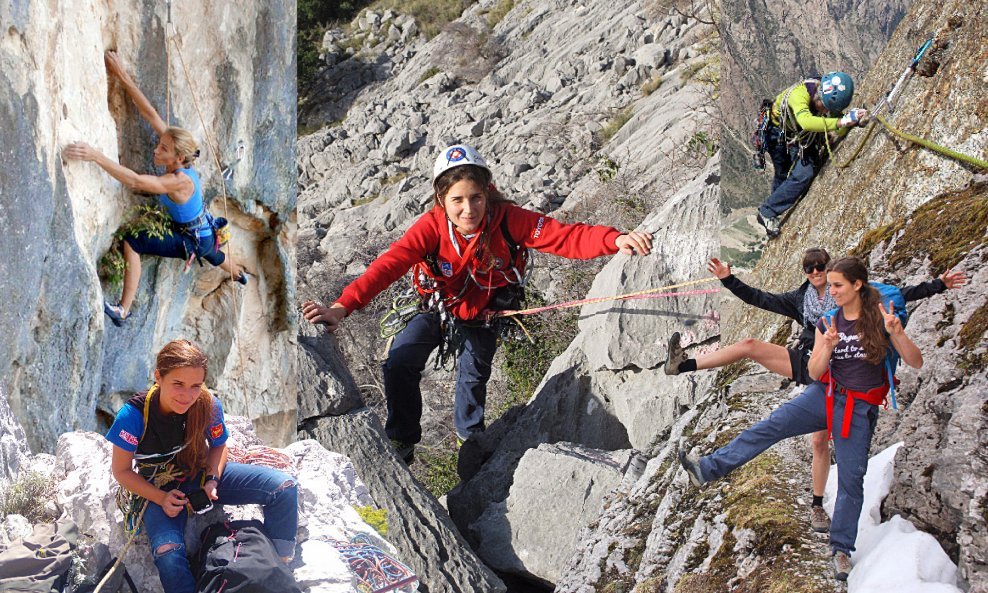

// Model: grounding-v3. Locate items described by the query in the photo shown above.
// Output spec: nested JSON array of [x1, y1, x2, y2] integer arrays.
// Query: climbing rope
[[164, 9, 253, 421], [494, 277, 721, 318], [873, 114, 988, 170], [95, 460, 184, 593]]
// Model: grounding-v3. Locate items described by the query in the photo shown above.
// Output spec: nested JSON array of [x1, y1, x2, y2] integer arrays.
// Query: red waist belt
[[820, 370, 889, 438]]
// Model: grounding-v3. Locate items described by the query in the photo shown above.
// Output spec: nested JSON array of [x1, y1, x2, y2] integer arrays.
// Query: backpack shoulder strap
[[499, 214, 520, 261]]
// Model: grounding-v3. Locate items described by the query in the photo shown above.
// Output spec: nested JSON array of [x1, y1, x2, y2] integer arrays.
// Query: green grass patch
[[417, 447, 460, 497], [599, 106, 635, 144], [354, 505, 389, 536], [686, 131, 718, 158], [99, 203, 172, 295], [353, 193, 380, 206], [486, 0, 515, 28], [719, 246, 762, 270], [0, 471, 56, 524], [418, 65, 443, 84], [371, 0, 476, 39], [641, 75, 663, 95], [724, 455, 802, 556], [959, 300, 988, 351], [497, 291, 581, 416], [382, 172, 409, 186], [851, 182, 988, 274]]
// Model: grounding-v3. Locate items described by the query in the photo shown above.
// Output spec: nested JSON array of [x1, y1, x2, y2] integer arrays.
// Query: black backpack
[[194, 520, 301, 593]]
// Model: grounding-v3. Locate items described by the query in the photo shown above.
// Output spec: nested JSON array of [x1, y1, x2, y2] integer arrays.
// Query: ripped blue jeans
[[141, 462, 298, 593]]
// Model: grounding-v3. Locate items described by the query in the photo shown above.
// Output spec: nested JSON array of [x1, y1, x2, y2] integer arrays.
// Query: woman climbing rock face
[[105, 339, 298, 593], [63, 50, 246, 328], [679, 256, 923, 582], [301, 144, 653, 463]]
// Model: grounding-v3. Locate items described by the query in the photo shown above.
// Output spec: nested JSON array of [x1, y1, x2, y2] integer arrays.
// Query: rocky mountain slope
[[0, 406, 415, 593], [0, 2, 297, 451], [719, 0, 911, 263], [296, 0, 720, 589]]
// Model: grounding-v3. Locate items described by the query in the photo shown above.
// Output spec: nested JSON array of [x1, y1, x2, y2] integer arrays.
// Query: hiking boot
[[390, 439, 415, 464], [810, 505, 831, 533], [678, 449, 707, 487], [664, 332, 687, 376], [832, 550, 852, 581], [756, 212, 781, 238], [104, 301, 128, 327]]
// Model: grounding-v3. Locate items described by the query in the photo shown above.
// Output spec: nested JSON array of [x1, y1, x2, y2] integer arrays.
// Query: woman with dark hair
[[665, 248, 964, 531], [678, 256, 923, 581], [105, 339, 297, 593], [301, 144, 652, 462], [64, 51, 246, 327]]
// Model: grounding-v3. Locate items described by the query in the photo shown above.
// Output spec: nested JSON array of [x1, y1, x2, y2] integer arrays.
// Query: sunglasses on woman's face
[[803, 263, 827, 274]]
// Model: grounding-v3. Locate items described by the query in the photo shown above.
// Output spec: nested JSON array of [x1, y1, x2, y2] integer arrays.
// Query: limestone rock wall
[[0, 1, 297, 451]]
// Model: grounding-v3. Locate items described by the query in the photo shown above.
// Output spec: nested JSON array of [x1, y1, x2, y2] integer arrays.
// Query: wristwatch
[[205, 474, 220, 484]]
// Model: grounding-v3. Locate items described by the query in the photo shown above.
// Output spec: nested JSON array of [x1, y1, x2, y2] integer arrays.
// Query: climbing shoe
[[756, 212, 780, 238], [664, 332, 687, 375], [390, 439, 415, 464], [810, 505, 831, 533], [678, 449, 706, 487], [104, 301, 128, 327], [832, 550, 852, 581], [236, 271, 250, 285]]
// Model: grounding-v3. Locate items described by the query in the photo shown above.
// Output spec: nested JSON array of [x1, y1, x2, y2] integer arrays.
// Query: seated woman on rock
[[301, 144, 652, 463], [665, 248, 964, 532], [679, 256, 923, 582], [64, 51, 246, 327], [105, 339, 297, 593]]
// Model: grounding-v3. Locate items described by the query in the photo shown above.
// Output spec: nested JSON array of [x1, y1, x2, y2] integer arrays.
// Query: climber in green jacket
[[756, 72, 869, 237]]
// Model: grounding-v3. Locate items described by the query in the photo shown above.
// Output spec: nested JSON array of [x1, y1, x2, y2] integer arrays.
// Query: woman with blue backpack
[[105, 339, 298, 593], [63, 51, 247, 327], [678, 256, 923, 582], [666, 247, 964, 532]]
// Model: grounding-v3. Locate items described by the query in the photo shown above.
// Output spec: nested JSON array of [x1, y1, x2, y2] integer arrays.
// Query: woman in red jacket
[[302, 144, 651, 462]]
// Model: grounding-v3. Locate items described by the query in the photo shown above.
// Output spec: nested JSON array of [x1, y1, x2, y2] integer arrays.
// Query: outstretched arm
[[105, 50, 168, 135], [711, 258, 803, 320], [63, 141, 191, 197]]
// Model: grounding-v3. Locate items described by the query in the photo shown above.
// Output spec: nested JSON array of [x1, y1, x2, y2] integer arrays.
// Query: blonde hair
[[164, 126, 199, 167]]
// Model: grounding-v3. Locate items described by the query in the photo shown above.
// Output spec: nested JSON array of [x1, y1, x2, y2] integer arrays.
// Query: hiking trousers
[[758, 127, 820, 218], [383, 312, 498, 444], [698, 381, 878, 555], [142, 463, 298, 593]]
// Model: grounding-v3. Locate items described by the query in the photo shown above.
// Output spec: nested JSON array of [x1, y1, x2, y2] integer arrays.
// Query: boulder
[[50, 421, 407, 592]]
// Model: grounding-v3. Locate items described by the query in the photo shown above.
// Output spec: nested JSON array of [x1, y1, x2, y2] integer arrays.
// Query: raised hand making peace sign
[[819, 314, 839, 349], [879, 301, 904, 335]]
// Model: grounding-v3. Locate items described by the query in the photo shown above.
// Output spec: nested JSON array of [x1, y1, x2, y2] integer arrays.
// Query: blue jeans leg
[[142, 496, 195, 593], [829, 397, 878, 555], [383, 313, 441, 444], [759, 145, 819, 218], [767, 130, 794, 193], [453, 324, 499, 439], [209, 463, 299, 558], [700, 382, 828, 480]]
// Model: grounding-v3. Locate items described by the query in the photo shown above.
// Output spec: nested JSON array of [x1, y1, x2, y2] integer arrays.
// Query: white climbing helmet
[[432, 144, 490, 184]]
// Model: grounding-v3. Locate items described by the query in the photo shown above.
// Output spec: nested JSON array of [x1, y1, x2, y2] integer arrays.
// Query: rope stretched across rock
[[494, 276, 721, 318]]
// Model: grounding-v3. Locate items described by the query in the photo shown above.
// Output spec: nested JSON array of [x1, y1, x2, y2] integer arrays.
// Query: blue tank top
[[158, 168, 212, 238]]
